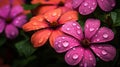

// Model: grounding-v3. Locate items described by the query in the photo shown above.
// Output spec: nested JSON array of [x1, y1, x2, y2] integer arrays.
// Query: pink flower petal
[[62, 21, 83, 40], [84, 18, 100, 39], [65, 47, 84, 65], [5, 24, 19, 39], [97, 0, 116, 11], [10, 5, 23, 18], [12, 15, 27, 28], [79, 49, 96, 67], [91, 27, 114, 43], [0, 19, 5, 33], [54, 35, 80, 53], [79, 0, 97, 15], [72, 0, 83, 9], [0, 5, 10, 18], [91, 44, 116, 61]]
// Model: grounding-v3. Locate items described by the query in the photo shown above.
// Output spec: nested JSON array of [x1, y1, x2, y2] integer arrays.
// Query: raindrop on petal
[[89, 28, 95, 32], [72, 54, 79, 60], [102, 50, 107, 55], [72, 23, 76, 26], [63, 41, 69, 47], [103, 34, 108, 38], [66, 28, 70, 31], [84, 2, 88, 7]]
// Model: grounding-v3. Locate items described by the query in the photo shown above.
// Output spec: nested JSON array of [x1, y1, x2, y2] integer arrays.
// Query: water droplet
[[72, 48, 76, 50], [77, 30, 81, 34], [62, 37, 65, 39], [88, 6, 91, 8], [66, 28, 70, 31], [84, 63, 87, 67], [58, 44, 61, 47], [77, 26, 80, 29], [102, 50, 107, 55], [91, 7, 94, 10], [33, 22, 37, 25], [90, 57, 93, 60], [63, 41, 69, 47], [52, 12, 57, 16], [72, 23, 76, 26], [89, 28, 95, 31], [92, 2, 96, 5], [103, 34, 108, 38], [59, 41, 61, 42], [96, 39, 100, 41], [112, 3, 115, 7], [84, 2, 88, 7], [101, 0, 103, 1], [72, 54, 79, 60]]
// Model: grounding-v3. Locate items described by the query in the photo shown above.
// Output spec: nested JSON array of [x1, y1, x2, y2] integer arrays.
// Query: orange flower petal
[[59, 11, 78, 24], [49, 29, 63, 47], [31, 29, 52, 47], [44, 8, 62, 23], [0, 0, 10, 7], [31, 0, 64, 4], [34, 6, 57, 15], [22, 15, 48, 32], [11, 0, 24, 6]]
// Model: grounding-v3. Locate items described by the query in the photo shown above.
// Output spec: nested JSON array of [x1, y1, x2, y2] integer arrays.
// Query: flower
[[22, 8, 78, 47], [72, 0, 116, 15], [31, 0, 73, 15], [54, 18, 116, 67], [0, 0, 27, 39]]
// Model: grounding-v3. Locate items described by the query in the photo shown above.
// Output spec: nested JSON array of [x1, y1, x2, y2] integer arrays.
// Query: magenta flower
[[0, 0, 27, 39], [54, 18, 116, 67], [72, 0, 116, 15]]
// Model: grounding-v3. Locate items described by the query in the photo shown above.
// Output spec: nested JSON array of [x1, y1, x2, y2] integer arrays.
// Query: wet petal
[[97, 0, 116, 11], [11, 0, 24, 6], [35, 6, 56, 15], [49, 29, 63, 47], [44, 8, 62, 23], [31, 0, 64, 4], [65, 47, 84, 65], [0, 5, 10, 18], [61, 21, 83, 40], [10, 5, 24, 18], [79, 0, 97, 15], [91, 44, 116, 61], [0, 19, 5, 33], [91, 27, 114, 43], [31, 29, 52, 47], [5, 24, 19, 39], [72, 0, 83, 8], [12, 15, 27, 28], [84, 19, 100, 39], [54, 35, 80, 53], [22, 15, 48, 32], [65, 0, 73, 9], [79, 49, 96, 67], [59, 10, 78, 24]]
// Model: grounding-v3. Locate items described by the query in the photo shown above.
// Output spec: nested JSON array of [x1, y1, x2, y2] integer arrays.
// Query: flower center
[[81, 39, 90, 48], [50, 22, 61, 29], [6, 17, 12, 23]]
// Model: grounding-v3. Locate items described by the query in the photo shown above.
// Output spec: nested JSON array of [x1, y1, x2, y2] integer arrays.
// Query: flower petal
[[65, 0, 73, 9], [91, 27, 114, 43], [72, 0, 83, 9], [31, 0, 64, 4], [44, 8, 62, 23], [65, 47, 84, 65], [61, 21, 83, 40], [79, 0, 97, 15], [0, 5, 10, 18], [22, 15, 48, 32], [91, 44, 116, 61], [0, 19, 5, 33], [31, 29, 52, 47], [5, 24, 19, 39], [10, 5, 24, 18], [34, 6, 56, 15], [59, 10, 78, 24], [79, 49, 96, 67], [97, 0, 116, 11], [49, 29, 63, 47], [11, 0, 24, 6], [12, 15, 27, 28], [84, 19, 100, 39], [54, 35, 80, 53]]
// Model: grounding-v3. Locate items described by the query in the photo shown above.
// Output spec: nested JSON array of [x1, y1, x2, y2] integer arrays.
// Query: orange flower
[[23, 8, 78, 47]]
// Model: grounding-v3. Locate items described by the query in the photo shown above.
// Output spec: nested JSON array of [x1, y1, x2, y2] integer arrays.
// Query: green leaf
[[15, 39, 36, 57], [111, 12, 117, 23], [23, 4, 40, 10], [0, 35, 6, 47]]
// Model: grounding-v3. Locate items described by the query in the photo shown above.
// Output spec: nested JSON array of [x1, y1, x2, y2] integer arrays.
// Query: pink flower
[[72, 0, 116, 15], [54, 18, 116, 67]]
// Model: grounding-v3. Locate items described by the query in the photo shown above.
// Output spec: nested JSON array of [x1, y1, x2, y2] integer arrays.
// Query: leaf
[[15, 39, 36, 57], [0, 34, 6, 47], [23, 4, 40, 10], [111, 12, 117, 23]]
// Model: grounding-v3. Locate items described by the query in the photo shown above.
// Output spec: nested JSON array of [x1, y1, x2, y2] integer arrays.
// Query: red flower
[[23, 8, 78, 47]]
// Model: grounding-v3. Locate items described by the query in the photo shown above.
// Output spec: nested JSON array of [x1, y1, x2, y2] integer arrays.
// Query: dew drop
[[72, 54, 79, 60], [77, 30, 81, 34], [96, 39, 100, 41], [91, 7, 94, 10], [90, 57, 93, 60], [89, 28, 95, 31], [72, 23, 76, 26], [52, 12, 57, 16], [72, 48, 76, 50], [77, 26, 80, 29], [84, 2, 88, 7], [63, 41, 69, 47], [58, 44, 61, 47], [103, 34, 108, 38], [102, 50, 107, 55], [93, 2, 96, 5], [66, 28, 70, 31]]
